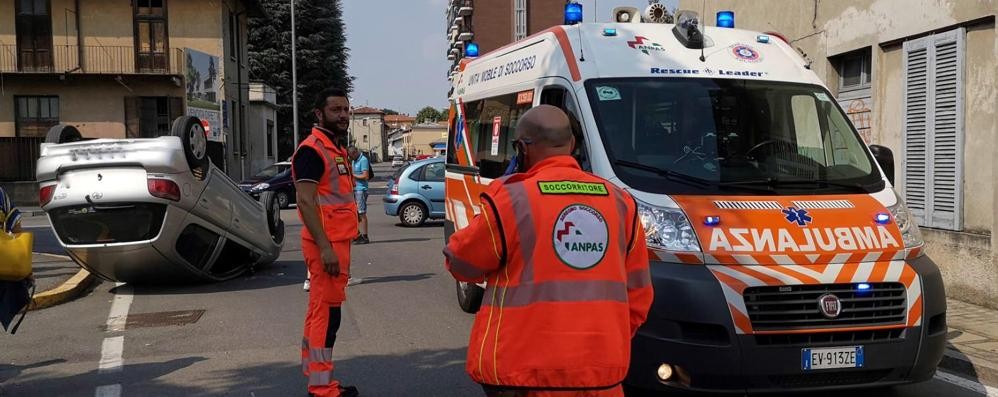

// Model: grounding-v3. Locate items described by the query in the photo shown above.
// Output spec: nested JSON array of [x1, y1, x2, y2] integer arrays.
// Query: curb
[[940, 347, 998, 387], [29, 256, 96, 311]]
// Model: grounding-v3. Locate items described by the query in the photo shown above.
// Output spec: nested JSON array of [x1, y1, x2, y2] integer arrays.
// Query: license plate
[[801, 346, 864, 370]]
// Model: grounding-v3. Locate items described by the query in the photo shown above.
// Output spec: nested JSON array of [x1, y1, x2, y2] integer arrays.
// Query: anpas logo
[[707, 226, 901, 253], [732, 44, 762, 63], [553, 204, 609, 270], [627, 36, 665, 55]]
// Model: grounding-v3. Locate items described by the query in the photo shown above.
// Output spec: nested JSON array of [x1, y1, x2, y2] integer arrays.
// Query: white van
[[443, 7, 945, 394]]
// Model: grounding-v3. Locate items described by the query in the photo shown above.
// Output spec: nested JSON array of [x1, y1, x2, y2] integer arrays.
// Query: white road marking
[[95, 282, 134, 396], [935, 370, 998, 396], [98, 336, 125, 373], [106, 283, 134, 332], [94, 384, 121, 397]]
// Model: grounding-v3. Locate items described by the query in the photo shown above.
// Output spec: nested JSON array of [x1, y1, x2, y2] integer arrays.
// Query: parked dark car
[[239, 162, 296, 208]]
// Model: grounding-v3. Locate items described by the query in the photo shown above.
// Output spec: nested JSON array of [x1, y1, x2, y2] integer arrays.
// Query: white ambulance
[[443, 5, 946, 394]]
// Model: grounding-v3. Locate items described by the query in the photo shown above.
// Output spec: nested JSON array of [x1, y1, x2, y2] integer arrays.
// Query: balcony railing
[[0, 45, 184, 75]]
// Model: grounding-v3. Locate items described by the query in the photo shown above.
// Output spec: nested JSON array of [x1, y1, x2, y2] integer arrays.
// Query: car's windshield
[[254, 164, 288, 179], [586, 78, 884, 195]]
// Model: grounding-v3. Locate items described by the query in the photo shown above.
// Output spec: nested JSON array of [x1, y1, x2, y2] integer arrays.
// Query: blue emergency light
[[465, 42, 480, 57], [704, 216, 721, 226], [565, 2, 583, 25], [857, 283, 872, 291], [716, 11, 735, 28], [875, 213, 891, 224], [603, 28, 618, 36]]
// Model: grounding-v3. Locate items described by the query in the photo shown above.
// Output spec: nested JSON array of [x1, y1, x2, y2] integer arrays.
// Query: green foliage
[[381, 108, 400, 116], [416, 106, 443, 123], [249, 0, 353, 158]]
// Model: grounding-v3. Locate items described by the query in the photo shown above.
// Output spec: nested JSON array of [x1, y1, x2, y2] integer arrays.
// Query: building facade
[[248, 82, 279, 173], [349, 107, 386, 163], [445, 0, 564, 78], [678, 0, 997, 308], [0, 0, 264, 184]]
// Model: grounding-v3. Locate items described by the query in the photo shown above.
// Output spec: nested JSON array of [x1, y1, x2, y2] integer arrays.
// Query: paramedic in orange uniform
[[293, 87, 359, 397], [444, 105, 654, 396]]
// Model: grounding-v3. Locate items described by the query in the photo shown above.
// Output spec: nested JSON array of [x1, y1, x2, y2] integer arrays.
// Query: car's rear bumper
[[626, 256, 947, 394]]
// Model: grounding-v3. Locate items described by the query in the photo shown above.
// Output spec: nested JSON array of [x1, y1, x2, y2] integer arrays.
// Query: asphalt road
[[1, 192, 992, 396]]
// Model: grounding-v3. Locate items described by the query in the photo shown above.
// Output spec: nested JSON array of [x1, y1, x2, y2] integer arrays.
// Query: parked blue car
[[383, 158, 446, 226]]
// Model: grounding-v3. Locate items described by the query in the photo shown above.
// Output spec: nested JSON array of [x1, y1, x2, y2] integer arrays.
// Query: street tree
[[249, 0, 352, 159], [416, 106, 442, 123]]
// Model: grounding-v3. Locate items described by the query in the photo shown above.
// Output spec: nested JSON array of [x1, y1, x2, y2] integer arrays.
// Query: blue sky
[[341, 0, 678, 115]]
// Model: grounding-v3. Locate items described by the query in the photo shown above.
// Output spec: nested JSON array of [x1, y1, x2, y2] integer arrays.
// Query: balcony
[[0, 45, 184, 76], [458, 32, 474, 41]]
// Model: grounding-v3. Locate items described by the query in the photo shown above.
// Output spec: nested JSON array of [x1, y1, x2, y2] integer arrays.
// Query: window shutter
[[927, 28, 965, 231], [902, 37, 930, 226], [902, 28, 965, 231]]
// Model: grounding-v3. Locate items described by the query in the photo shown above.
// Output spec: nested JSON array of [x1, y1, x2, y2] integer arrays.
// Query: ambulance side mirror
[[869, 145, 895, 185]]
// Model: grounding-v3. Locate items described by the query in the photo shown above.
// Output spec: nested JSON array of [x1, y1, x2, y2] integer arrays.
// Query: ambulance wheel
[[457, 281, 484, 313], [260, 191, 285, 244], [172, 116, 209, 178], [399, 201, 427, 227], [45, 124, 83, 144]]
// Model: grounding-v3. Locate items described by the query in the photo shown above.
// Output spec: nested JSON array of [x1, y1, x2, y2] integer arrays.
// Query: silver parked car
[[36, 117, 284, 283]]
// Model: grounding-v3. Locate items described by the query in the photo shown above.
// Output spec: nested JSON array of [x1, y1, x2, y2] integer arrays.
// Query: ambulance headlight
[[888, 191, 924, 249], [637, 200, 701, 252]]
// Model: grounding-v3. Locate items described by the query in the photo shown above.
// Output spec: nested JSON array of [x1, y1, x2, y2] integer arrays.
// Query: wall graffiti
[[840, 96, 873, 143]]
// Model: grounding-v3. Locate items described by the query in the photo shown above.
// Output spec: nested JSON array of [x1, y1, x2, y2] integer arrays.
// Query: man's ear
[[313, 109, 322, 122]]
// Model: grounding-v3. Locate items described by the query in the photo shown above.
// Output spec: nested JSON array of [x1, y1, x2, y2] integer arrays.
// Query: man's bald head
[[515, 105, 573, 149]]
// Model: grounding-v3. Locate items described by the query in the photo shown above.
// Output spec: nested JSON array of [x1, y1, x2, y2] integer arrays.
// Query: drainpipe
[[75, 0, 83, 71]]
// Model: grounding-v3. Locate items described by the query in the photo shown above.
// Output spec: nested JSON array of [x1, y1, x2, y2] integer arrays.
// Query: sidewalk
[[943, 299, 998, 387], [27, 253, 95, 310]]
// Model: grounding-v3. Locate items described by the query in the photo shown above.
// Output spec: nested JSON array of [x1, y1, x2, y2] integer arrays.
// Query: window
[[15, 0, 53, 71], [423, 162, 446, 182], [902, 28, 966, 231], [469, 93, 531, 179], [266, 120, 275, 157], [541, 86, 590, 170], [513, 0, 528, 41], [15, 96, 59, 137], [836, 49, 872, 92], [133, 0, 168, 72], [139, 97, 175, 138]]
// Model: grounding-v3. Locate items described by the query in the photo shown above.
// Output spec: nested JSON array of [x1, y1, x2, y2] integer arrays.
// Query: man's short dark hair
[[313, 87, 349, 110]]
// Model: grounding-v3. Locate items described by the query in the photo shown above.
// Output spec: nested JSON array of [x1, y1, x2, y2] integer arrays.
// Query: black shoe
[[355, 235, 370, 245], [339, 385, 359, 397]]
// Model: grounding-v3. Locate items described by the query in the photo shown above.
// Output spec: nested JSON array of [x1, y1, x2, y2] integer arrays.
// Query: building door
[[133, 0, 169, 72], [124, 96, 182, 138], [15, 0, 53, 72]]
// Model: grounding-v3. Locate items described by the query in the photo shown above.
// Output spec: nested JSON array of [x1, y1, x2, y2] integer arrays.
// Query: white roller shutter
[[902, 28, 965, 231]]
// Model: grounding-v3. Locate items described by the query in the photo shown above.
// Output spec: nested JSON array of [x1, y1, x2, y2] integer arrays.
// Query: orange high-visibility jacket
[[445, 156, 653, 390], [294, 127, 358, 243]]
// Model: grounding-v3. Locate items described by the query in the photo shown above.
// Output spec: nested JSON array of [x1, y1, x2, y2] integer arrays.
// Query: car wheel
[[260, 191, 285, 244], [171, 116, 210, 179], [276, 191, 291, 209], [457, 281, 484, 313], [399, 201, 427, 227], [45, 124, 83, 144]]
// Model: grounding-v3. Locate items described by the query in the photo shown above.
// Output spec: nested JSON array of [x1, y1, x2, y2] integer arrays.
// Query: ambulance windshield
[[586, 78, 885, 195]]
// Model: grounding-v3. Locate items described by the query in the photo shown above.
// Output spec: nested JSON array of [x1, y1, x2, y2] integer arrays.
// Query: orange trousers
[[301, 239, 351, 397]]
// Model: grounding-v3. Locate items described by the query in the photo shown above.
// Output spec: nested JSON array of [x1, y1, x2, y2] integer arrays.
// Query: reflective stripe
[[483, 279, 628, 308], [444, 247, 487, 280], [627, 268, 651, 290], [309, 347, 334, 363], [502, 182, 536, 283], [611, 188, 628, 255], [308, 370, 335, 386], [317, 192, 355, 206]]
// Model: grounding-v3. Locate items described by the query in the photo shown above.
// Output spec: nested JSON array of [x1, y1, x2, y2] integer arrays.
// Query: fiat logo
[[818, 294, 842, 318]]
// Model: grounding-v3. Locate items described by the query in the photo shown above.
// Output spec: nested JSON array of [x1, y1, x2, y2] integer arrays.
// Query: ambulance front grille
[[743, 283, 907, 331]]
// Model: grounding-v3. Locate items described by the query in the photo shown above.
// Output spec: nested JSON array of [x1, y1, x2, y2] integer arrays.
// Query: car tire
[[171, 116, 210, 179], [260, 191, 285, 244], [457, 281, 484, 313], [399, 201, 427, 227], [276, 191, 291, 209], [45, 124, 83, 144]]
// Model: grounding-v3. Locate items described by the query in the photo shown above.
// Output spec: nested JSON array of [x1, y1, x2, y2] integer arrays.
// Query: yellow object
[[0, 232, 33, 281]]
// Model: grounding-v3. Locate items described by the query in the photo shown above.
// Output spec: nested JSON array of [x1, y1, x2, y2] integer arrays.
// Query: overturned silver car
[[36, 117, 284, 283]]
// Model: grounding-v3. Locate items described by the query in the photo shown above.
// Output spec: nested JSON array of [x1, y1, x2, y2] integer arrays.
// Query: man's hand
[[320, 244, 340, 277]]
